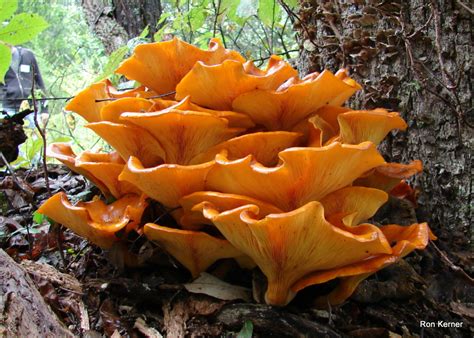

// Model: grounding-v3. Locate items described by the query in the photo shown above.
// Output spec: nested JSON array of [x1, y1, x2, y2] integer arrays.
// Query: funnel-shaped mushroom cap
[[320, 186, 388, 227], [65, 80, 155, 122], [119, 156, 214, 208], [292, 106, 349, 147], [116, 38, 244, 94], [47, 143, 139, 198], [38, 192, 148, 249], [206, 142, 385, 211], [189, 131, 301, 166], [292, 222, 432, 306], [86, 122, 165, 167], [176, 56, 298, 110], [232, 70, 361, 131], [144, 223, 243, 277], [355, 160, 423, 191], [202, 201, 392, 306], [74, 151, 141, 198], [121, 110, 243, 165], [178, 191, 283, 229], [171, 96, 255, 129], [336, 109, 407, 145], [99, 97, 154, 123]]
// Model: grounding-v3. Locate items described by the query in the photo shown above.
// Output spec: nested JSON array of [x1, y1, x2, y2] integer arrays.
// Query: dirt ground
[[1, 165, 472, 337]]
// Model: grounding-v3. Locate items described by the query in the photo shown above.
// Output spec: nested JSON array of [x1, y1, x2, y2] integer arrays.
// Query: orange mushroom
[[119, 156, 215, 208], [65, 80, 156, 123], [292, 222, 432, 306], [121, 110, 244, 165], [232, 69, 361, 131], [47, 143, 139, 198], [116, 37, 244, 95], [175, 56, 297, 110], [293, 107, 407, 147], [178, 191, 283, 229], [355, 160, 423, 191], [99, 97, 155, 123], [86, 122, 165, 167], [206, 141, 385, 211], [38, 192, 147, 249], [201, 201, 392, 306], [319, 186, 389, 227], [144, 223, 244, 277], [189, 131, 302, 166]]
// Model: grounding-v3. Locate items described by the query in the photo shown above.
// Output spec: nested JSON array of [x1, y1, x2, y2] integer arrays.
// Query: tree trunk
[[81, 0, 162, 54], [296, 0, 472, 251]]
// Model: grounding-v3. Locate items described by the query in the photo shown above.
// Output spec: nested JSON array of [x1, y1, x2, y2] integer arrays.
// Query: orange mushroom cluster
[[38, 38, 433, 306]]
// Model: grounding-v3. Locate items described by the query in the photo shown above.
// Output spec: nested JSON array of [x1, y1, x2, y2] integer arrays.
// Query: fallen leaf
[[184, 273, 251, 301]]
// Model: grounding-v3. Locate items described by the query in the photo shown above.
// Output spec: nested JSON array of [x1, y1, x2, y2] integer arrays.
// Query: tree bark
[[0, 250, 74, 337], [81, 0, 162, 54], [296, 0, 472, 250]]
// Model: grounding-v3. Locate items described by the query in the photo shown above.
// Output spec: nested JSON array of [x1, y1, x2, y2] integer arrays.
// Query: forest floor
[[1, 165, 472, 337]]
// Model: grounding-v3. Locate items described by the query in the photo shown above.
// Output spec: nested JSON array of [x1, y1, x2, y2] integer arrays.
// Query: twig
[[94, 91, 176, 102], [456, 0, 474, 15], [0, 151, 31, 196], [431, 242, 474, 285], [31, 65, 52, 197]]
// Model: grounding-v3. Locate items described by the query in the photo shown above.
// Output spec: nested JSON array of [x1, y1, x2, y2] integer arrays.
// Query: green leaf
[[189, 7, 207, 32], [51, 136, 72, 143], [237, 320, 253, 338], [284, 0, 298, 7], [32, 210, 45, 225], [0, 13, 49, 45], [26, 138, 43, 162], [0, 0, 18, 22], [0, 42, 11, 83], [258, 0, 280, 27], [237, 0, 258, 18], [94, 45, 128, 82], [138, 25, 149, 39]]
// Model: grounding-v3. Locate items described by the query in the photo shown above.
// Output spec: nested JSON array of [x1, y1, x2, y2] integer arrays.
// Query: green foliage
[[236, 320, 254, 338], [95, 45, 128, 82], [0, 1, 18, 22], [154, 0, 299, 63], [259, 0, 281, 27], [0, 0, 48, 82], [0, 13, 49, 45], [0, 43, 11, 83]]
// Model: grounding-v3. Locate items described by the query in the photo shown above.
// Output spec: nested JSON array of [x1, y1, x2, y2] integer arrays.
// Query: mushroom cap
[[121, 110, 243, 165], [178, 191, 283, 229], [292, 222, 432, 306], [47, 143, 139, 198], [86, 122, 165, 167], [65, 80, 155, 122], [116, 37, 244, 94], [144, 223, 243, 277], [206, 141, 385, 211], [319, 186, 388, 227], [201, 201, 392, 306], [38, 192, 147, 249], [175, 56, 297, 110], [355, 160, 423, 191], [232, 69, 361, 131], [119, 156, 215, 208], [336, 109, 407, 145], [99, 97, 155, 123], [189, 131, 302, 166]]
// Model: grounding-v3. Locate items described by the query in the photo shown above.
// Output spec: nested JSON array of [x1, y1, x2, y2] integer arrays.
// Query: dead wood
[[0, 249, 74, 337]]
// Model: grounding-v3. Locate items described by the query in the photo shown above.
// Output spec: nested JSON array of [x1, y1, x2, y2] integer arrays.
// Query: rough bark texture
[[296, 0, 472, 250], [81, 0, 162, 53], [0, 249, 74, 337], [112, 0, 162, 38]]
